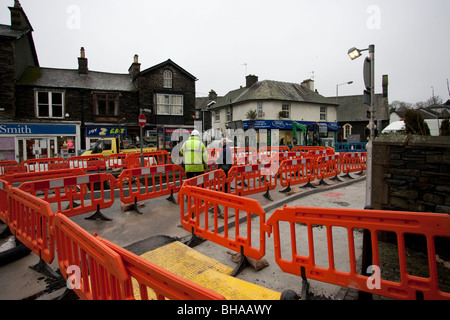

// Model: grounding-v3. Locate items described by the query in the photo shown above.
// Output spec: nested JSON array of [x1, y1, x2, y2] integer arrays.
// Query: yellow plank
[[139, 241, 280, 300]]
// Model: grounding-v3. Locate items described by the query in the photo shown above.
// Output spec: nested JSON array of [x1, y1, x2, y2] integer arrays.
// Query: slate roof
[[326, 94, 389, 122], [210, 80, 337, 110], [17, 66, 136, 92], [0, 24, 28, 39]]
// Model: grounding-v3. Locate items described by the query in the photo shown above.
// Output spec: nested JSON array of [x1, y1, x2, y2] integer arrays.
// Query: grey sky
[[2, 0, 449, 105]]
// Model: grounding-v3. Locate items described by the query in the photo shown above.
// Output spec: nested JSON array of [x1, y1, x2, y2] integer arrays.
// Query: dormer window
[[163, 70, 173, 88]]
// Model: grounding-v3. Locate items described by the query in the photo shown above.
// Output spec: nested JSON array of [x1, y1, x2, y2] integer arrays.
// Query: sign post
[[139, 113, 146, 167]]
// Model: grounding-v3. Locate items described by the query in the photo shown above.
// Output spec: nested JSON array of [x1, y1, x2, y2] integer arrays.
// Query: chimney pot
[[78, 47, 88, 75], [246, 74, 258, 88]]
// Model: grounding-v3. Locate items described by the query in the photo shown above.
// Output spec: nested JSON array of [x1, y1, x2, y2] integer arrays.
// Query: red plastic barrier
[[0, 179, 9, 223], [118, 164, 185, 211], [8, 187, 55, 264], [0, 160, 21, 176], [267, 205, 450, 300], [182, 169, 227, 192], [22, 157, 68, 172], [292, 146, 325, 153], [1, 168, 86, 185], [142, 150, 171, 166], [19, 173, 116, 220], [67, 155, 107, 171], [341, 152, 367, 177], [278, 157, 314, 192], [53, 213, 133, 300], [98, 236, 227, 300], [106, 153, 128, 169], [314, 154, 341, 183], [179, 185, 270, 261], [228, 162, 278, 200]]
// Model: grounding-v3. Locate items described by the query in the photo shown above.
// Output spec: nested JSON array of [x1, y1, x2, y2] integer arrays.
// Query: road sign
[[138, 114, 146, 128]]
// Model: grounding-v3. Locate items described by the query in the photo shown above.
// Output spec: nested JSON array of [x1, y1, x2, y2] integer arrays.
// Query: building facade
[[0, 1, 197, 161]]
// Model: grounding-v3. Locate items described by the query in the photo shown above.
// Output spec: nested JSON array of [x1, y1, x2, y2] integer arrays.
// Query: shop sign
[[86, 126, 127, 137], [242, 120, 340, 131], [0, 124, 76, 135]]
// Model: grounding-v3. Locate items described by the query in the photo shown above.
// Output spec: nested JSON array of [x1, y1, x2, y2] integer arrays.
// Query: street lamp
[[348, 44, 375, 208], [336, 81, 353, 104], [348, 44, 375, 301]]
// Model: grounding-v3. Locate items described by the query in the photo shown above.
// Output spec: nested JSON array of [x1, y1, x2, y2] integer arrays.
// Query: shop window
[[163, 70, 173, 88], [36, 91, 64, 118], [156, 94, 183, 115], [94, 93, 119, 116]]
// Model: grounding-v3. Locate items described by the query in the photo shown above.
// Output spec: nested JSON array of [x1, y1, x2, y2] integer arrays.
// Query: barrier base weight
[[229, 253, 249, 277], [85, 210, 112, 221], [30, 258, 61, 279], [184, 233, 205, 248]]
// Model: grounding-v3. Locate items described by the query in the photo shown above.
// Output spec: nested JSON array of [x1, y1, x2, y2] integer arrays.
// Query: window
[[226, 107, 232, 122], [281, 103, 290, 118], [94, 93, 119, 116], [156, 94, 183, 115], [36, 91, 64, 118], [163, 70, 173, 88], [343, 123, 352, 140], [320, 106, 327, 121], [215, 110, 220, 122], [257, 102, 264, 117]]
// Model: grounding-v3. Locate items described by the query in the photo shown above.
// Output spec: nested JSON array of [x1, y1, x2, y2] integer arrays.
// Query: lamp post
[[336, 81, 353, 104], [348, 45, 375, 208], [348, 45, 375, 301]]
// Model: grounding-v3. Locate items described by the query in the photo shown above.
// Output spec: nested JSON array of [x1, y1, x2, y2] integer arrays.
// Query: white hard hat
[[191, 129, 200, 136]]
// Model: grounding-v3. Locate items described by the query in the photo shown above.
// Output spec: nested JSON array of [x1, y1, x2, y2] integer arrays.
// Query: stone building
[[0, 1, 197, 161]]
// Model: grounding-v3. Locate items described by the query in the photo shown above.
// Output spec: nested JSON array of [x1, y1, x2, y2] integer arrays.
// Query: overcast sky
[[2, 0, 449, 105]]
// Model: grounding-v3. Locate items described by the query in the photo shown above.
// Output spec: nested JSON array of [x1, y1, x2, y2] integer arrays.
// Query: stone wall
[[372, 135, 450, 213]]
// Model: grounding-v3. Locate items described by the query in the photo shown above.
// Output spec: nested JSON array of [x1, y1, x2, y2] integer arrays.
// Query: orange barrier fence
[[8, 186, 55, 265], [178, 185, 270, 264], [0, 179, 9, 223], [118, 164, 185, 213], [1, 168, 86, 185], [278, 157, 314, 192], [22, 157, 69, 172], [53, 213, 134, 300], [292, 146, 325, 153], [182, 169, 227, 192], [267, 205, 450, 300], [0, 160, 20, 175], [67, 155, 107, 172], [98, 236, 226, 300], [314, 154, 341, 184], [18, 173, 116, 221], [340, 152, 367, 177], [228, 162, 278, 201]]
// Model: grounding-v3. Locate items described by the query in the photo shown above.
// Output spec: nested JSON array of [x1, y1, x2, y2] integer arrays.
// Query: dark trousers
[[186, 171, 203, 179]]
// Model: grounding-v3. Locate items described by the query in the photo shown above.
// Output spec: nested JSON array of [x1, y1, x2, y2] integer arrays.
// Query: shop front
[[0, 123, 80, 162], [242, 120, 339, 147]]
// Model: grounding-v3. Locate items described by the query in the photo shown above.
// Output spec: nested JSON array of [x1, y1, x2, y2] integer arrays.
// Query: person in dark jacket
[[216, 138, 232, 192]]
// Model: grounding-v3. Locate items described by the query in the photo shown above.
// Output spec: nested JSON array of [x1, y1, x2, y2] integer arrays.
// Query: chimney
[[301, 79, 314, 92], [78, 47, 88, 75], [382, 74, 389, 99], [208, 90, 218, 101], [9, 0, 29, 31], [246, 75, 258, 88], [128, 54, 141, 79]]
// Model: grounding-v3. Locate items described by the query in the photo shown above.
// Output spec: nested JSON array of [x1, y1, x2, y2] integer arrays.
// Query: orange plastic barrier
[[0, 160, 20, 176], [8, 186, 55, 265], [118, 164, 185, 213], [67, 155, 107, 172], [292, 146, 325, 153], [228, 162, 278, 200], [314, 154, 341, 184], [22, 157, 69, 172], [98, 236, 227, 300], [278, 157, 314, 192], [53, 213, 133, 300], [142, 150, 171, 166], [179, 185, 270, 262], [340, 152, 367, 178], [1, 168, 86, 185], [0, 179, 9, 223], [267, 205, 450, 300], [106, 153, 129, 169], [19, 173, 116, 220], [182, 169, 227, 192]]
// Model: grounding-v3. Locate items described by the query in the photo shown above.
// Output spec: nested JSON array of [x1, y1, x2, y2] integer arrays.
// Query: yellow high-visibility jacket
[[180, 136, 208, 172]]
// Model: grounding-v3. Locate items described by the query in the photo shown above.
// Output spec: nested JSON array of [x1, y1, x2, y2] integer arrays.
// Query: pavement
[[0, 171, 368, 300]]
